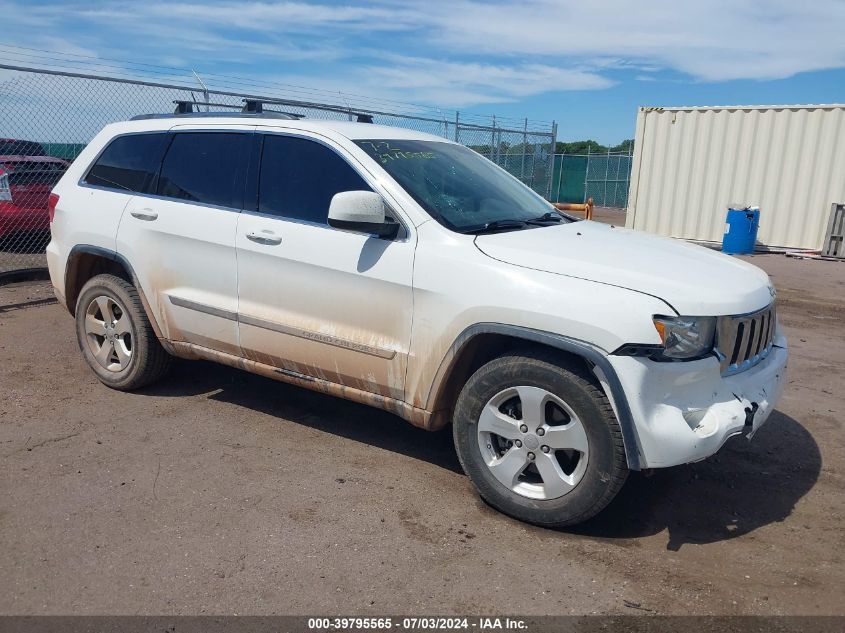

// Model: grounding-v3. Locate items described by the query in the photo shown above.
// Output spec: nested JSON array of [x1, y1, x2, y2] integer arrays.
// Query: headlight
[[652, 315, 716, 359]]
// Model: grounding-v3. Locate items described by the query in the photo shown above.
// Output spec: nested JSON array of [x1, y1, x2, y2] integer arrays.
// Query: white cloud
[[423, 0, 845, 81], [1, 0, 844, 112], [241, 55, 610, 113], [79, 0, 845, 82], [357, 56, 612, 106], [134, 1, 421, 32]]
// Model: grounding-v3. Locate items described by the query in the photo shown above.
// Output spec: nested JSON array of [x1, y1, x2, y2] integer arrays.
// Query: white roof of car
[[117, 116, 451, 143]]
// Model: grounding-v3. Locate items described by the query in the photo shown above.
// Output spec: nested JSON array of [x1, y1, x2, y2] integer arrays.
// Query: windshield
[[355, 139, 567, 233]]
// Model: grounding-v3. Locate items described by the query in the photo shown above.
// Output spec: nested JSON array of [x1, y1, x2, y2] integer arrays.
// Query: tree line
[[466, 138, 635, 156], [556, 139, 634, 154]]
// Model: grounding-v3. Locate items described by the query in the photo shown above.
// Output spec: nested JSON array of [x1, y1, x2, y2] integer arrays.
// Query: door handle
[[130, 209, 158, 221], [246, 231, 282, 246]]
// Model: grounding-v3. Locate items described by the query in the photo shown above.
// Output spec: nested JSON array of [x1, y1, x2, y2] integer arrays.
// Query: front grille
[[716, 303, 777, 376]]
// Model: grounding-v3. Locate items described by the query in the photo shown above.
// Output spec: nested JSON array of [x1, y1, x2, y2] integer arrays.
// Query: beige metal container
[[626, 104, 845, 250]]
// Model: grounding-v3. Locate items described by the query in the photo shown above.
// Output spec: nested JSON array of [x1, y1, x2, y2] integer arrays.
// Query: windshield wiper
[[461, 219, 529, 235], [525, 211, 565, 225]]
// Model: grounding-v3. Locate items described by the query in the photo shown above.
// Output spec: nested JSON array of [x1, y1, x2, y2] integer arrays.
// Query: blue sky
[[2, 0, 845, 144]]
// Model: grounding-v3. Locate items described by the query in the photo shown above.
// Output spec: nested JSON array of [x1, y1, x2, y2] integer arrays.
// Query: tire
[[75, 273, 171, 390], [453, 350, 628, 527]]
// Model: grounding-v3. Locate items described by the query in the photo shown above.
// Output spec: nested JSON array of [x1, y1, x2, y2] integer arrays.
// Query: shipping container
[[626, 104, 845, 250]]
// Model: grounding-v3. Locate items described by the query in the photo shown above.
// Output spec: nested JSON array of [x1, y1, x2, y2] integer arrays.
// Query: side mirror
[[328, 191, 399, 239]]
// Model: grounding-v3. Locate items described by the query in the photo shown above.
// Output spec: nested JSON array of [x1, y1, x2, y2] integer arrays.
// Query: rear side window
[[258, 135, 370, 223], [85, 133, 168, 193], [157, 132, 249, 209]]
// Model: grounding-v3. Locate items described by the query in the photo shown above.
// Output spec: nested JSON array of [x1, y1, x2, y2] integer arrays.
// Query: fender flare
[[427, 323, 643, 470], [64, 244, 166, 341]]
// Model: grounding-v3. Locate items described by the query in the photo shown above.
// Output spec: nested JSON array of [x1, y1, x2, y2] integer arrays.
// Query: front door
[[235, 132, 415, 400]]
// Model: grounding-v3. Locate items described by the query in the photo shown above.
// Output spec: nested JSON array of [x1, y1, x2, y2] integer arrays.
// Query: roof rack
[[130, 99, 304, 121], [251, 97, 375, 123], [130, 98, 376, 124]]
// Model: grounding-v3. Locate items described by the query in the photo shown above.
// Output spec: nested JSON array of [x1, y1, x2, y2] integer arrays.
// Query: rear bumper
[[45, 238, 66, 309], [0, 205, 49, 237], [608, 333, 788, 469]]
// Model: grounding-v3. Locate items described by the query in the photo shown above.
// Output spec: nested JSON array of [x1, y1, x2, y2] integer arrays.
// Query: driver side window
[[258, 135, 372, 224]]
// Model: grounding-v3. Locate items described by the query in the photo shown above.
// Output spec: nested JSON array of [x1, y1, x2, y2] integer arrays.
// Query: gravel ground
[[0, 252, 843, 616], [0, 231, 50, 276]]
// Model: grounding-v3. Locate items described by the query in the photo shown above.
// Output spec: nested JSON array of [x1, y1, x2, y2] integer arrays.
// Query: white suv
[[46, 112, 788, 527]]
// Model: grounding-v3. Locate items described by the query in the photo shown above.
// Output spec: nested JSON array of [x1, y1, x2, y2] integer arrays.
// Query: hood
[[474, 221, 773, 315]]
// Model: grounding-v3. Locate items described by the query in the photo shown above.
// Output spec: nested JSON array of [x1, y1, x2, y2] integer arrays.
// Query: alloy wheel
[[84, 295, 133, 372], [477, 386, 589, 500]]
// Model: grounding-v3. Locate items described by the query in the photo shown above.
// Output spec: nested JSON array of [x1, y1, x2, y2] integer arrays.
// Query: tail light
[[0, 171, 11, 202], [48, 192, 60, 222]]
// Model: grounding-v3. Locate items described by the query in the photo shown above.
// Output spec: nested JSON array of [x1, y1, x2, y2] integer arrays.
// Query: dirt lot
[[1, 252, 843, 616], [0, 231, 51, 276]]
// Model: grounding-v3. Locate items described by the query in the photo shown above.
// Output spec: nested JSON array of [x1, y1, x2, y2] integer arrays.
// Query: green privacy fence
[[551, 154, 588, 204], [550, 152, 633, 208], [42, 142, 87, 160]]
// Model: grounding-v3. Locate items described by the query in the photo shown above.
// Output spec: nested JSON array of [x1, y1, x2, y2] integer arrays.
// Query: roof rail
[[244, 97, 374, 123], [130, 98, 376, 123], [240, 99, 306, 118], [130, 100, 303, 121]]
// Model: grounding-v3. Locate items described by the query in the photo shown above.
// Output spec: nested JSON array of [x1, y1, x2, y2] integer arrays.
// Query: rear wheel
[[453, 350, 628, 527], [75, 274, 170, 390]]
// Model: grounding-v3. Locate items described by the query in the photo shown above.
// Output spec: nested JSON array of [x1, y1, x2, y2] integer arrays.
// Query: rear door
[[235, 131, 415, 400], [73, 131, 172, 271], [116, 127, 252, 355]]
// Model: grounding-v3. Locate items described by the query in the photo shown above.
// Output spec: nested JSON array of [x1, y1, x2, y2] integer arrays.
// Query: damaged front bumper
[[607, 333, 788, 469]]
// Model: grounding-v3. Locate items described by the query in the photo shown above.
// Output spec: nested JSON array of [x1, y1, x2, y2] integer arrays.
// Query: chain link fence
[[550, 151, 633, 208], [0, 64, 556, 280]]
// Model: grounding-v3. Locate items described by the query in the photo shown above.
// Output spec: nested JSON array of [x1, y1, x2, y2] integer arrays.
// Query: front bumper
[[607, 333, 788, 469]]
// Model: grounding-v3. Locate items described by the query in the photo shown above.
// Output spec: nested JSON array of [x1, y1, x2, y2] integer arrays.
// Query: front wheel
[[453, 351, 628, 527]]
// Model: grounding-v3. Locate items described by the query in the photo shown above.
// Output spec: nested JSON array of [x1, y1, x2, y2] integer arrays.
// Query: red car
[[0, 138, 70, 241]]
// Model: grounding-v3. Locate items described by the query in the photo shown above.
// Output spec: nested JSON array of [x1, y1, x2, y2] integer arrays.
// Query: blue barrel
[[722, 206, 760, 254]]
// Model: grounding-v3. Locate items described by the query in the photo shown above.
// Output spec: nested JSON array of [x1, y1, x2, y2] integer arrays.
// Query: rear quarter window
[[84, 133, 169, 193]]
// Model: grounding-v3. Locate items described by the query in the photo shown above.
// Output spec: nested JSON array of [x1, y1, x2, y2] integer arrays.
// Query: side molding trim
[[168, 295, 237, 321], [165, 294, 397, 360], [239, 313, 397, 360]]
